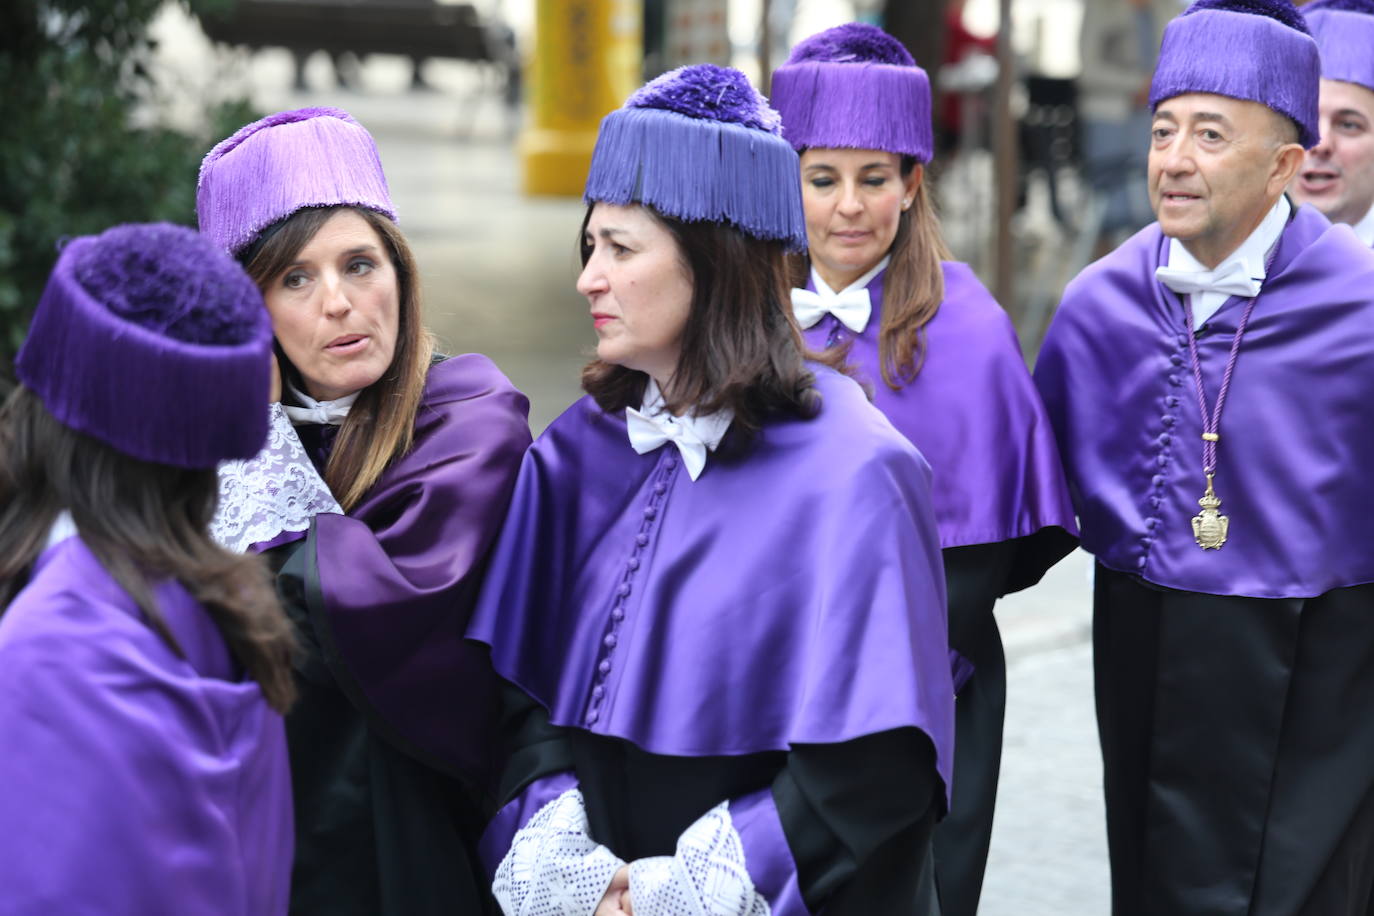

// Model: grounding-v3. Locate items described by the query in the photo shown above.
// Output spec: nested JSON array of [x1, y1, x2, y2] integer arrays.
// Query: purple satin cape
[[307, 354, 531, 790], [468, 368, 956, 800], [0, 537, 292, 914], [801, 262, 1077, 552], [1035, 206, 1374, 598]]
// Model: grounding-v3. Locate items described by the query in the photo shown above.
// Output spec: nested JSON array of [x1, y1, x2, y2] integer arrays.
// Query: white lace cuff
[[493, 788, 625, 916], [210, 403, 344, 554], [628, 802, 771, 916]]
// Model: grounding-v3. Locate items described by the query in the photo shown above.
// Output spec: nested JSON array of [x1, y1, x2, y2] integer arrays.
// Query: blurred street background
[[0, 0, 1184, 909]]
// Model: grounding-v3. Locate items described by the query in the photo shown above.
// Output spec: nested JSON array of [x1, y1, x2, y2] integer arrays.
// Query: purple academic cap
[[14, 223, 273, 468], [1150, 0, 1321, 148], [769, 23, 933, 162], [197, 107, 397, 256], [1303, 0, 1374, 95], [583, 64, 808, 250]]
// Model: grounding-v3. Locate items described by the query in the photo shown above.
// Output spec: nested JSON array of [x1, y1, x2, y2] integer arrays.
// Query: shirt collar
[[1352, 200, 1374, 247], [811, 255, 891, 299], [43, 511, 78, 552], [1165, 195, 1290, 280], [639, 379, 734, 454], [284, 381, 360, 426]]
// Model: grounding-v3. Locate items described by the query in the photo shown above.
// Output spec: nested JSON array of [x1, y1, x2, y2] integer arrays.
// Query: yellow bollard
[[521, 0, 642, 196]]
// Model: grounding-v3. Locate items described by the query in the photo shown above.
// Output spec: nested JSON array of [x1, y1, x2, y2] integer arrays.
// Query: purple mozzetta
[[801, 263, 1077, 557], [468, 367, 955, 797], [296, 354, 531, 788], [0, 537, 293, 913], [1035, 204, 1374, 598]]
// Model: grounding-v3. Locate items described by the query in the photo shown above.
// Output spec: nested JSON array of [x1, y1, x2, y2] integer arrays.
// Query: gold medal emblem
[[1190, 474, 1229, 550]]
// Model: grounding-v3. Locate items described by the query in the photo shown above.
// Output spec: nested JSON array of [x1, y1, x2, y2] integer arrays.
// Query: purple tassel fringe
[[1151, 7, 1320, 148], [584, 107, 808, 250], [770, 61, 933, 161], [197, 108, 397, 256], [1304, 4, 1374, 91]]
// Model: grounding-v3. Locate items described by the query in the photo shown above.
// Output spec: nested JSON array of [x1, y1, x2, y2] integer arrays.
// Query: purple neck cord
[[1177, 237, 1283, 476]]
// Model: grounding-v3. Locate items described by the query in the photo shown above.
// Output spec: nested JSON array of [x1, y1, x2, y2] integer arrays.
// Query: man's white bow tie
[[1155, 260, 1261, 299], [791, 286, 872, 333], [625, 407, 727, 481], [283, 387, 358, 426]]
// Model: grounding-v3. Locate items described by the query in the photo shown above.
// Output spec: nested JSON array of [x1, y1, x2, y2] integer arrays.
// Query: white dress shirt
[[1351, 200, 1374, 247], [1158, 196, 1290, 329]]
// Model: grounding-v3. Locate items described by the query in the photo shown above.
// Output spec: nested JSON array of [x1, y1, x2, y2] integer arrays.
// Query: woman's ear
[[903, 164, 924, 208]]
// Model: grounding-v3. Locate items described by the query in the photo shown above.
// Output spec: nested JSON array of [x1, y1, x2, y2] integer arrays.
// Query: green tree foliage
[[0, 0, 256, 388]]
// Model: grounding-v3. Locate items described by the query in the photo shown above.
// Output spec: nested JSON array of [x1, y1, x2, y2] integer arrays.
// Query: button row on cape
[[584, 450, 679, 728], [1139, 339, 1189, 571]]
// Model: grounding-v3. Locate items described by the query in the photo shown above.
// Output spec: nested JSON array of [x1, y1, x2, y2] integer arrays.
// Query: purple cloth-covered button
[[1166, 395, 1180, 408], [626, 557, 640, 571], [598, 660, 611, 675], [635, 533, 649, 547], [592, 685, 604, 699], [1162, 415, 1176, 427], [1156, 454, 1168, 468], [616, 582, 631, 597], [1168, 374, 1181, 387], [653, 482, 667, 495], [604, 634, 618, 649], [611, 606, 625, 621], [1170, 353, 1184, 366], [585, 712, 599, 726], [1158, 433, 1171, 446], [643, 506, 657, 520]]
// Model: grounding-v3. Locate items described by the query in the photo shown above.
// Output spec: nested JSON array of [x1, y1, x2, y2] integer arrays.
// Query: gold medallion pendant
[[1191, 474, 1229, 550]]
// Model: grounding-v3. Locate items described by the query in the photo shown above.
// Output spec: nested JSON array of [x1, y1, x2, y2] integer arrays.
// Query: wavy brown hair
[[791, 156, 952, 390], [0, 387, 296, 713], [579, 205, 842, 440], [240, 206, 435, 510]]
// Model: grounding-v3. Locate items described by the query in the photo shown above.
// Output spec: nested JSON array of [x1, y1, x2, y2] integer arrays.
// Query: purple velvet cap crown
[[770, 23, 933, 161], [1150, 0, 1320, 148], [14, 223, 273, 468], [197, 107, 396, 256], [583, 64, 807, 250], [1303, 0, 1374, 94]]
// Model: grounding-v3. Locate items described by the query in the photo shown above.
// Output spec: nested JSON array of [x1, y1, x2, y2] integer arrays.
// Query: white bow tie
[[791, 286, 872, 333], [282, 386, 359, 426], [1155, 260, 1261, 299], [625, 403, 732, 482]]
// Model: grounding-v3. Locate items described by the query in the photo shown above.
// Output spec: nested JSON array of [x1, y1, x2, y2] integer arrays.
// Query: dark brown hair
[[241, 206, 435, 510], [791, 155, 952, 390], [579, 205, 840, 439], [0, 387, 296, 713]]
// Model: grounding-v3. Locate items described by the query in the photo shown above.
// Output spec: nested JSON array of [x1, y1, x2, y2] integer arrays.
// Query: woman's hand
[[595, 865, 632, 915], [269, 352, 282, 403]]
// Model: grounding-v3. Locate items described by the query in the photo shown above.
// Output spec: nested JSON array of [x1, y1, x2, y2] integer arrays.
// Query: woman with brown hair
[[198, 108, 531, 915], [468, 64, 953, 915], [771, 23, 1079, 916], [0, 222, 294, 913]]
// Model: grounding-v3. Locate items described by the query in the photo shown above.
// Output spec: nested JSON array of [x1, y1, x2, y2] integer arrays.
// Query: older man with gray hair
[[1036, 0, 1374, 912]]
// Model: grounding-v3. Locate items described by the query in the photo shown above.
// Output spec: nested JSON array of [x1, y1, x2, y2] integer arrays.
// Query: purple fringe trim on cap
[[197, 108, 397, 255], [1305, 7, 1374, 92], [15, 230, 273, 468], [770, 61, 933, 160], [584, 107, 807, 250], [1150, 7, 1320, 148]]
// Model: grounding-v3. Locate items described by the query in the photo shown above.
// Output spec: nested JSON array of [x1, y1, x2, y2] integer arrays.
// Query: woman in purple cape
[[198, 108, 532, 914], [469, 64, 954, 915], [0, 223, 295, 914], [770, 23, 1079, 916]]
